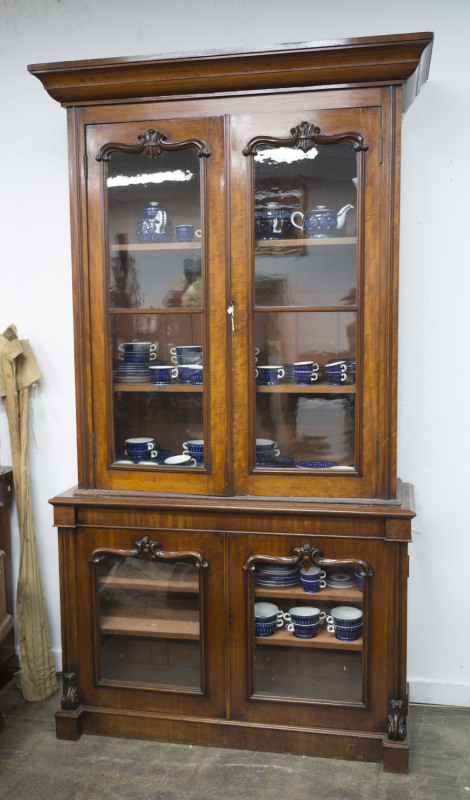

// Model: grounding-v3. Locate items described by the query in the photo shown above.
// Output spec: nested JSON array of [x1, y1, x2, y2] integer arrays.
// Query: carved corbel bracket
[[61, 672, 79, 710], [387, 699, 407, 741]]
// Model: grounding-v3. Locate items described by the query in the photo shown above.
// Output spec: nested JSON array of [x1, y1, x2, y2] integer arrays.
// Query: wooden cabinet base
[[56, 704, 409, 770], [51, 485, 413, 773], [54, 685, 411, 773]]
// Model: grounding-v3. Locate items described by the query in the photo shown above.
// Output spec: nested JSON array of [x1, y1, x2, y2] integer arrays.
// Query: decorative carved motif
[[61, 672, 79, 710], [243, 120, 368, 156], [311, 551, 374, 579], [96, 128, 211, 162], [89, 535, 208, 568], [244, 542, 373, 578], [387, 699, 407, 741]]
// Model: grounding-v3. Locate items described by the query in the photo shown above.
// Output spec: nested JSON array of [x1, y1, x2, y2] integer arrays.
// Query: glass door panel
[[252, 137, 358, 471], [87, 116, 227, 493], [105, 146, 205, 469], [255, 310, 356, 468], [111, 313, 204, 466], [94, 551, 203, 691], [107, 150, 202, 311], [248, 547, 369, 705]]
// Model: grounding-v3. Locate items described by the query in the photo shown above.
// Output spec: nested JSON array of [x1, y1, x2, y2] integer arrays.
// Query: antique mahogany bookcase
[[29, 32, 433, 772]]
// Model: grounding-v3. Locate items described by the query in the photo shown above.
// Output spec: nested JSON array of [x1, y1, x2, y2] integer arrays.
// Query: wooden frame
[[30, 33, 432, 771]]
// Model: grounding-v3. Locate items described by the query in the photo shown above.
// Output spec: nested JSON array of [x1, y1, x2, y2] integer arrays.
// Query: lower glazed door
[[74, 527, 226, 719], [228, 532, 402, 735]]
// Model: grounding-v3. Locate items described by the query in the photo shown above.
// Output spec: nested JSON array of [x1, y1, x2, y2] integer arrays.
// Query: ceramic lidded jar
[[255, 203, 297, 240], [136, 201, 173, 242]]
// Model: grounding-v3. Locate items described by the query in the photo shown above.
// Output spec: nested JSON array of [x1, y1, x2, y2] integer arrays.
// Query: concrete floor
[[0, 678, 469, 800]]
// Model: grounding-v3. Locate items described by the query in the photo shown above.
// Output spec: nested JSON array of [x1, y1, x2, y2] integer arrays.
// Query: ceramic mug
[[175, 225, 202, 242], [124, 437, 155, 452], [149, 365, 178, 384], [255, 365, 285, 385]]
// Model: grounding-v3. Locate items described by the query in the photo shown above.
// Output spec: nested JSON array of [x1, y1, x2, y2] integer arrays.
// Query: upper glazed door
[[230, 106, 385, 499], [85, 117, 228, 494]]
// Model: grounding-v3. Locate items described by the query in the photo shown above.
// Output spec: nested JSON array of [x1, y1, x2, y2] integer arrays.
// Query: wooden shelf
[[100, 608, 200, 640], [114, 382, 203, 392], [256, 384, 355, 394], [254, 586, 363, 603], [255, 237, 356, 250], [99, 571, 199, 595], [255, 628, 362, 651], [111, 242, 202, 251]]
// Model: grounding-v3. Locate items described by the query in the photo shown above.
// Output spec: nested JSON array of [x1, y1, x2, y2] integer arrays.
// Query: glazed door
[[85, 116, 228, 493], [228, 532, 400, 733], [75, 528, 226, 718], [230, 104, 387, 498]]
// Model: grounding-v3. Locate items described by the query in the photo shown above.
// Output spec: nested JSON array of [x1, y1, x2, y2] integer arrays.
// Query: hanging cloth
[[0, 325, 58, 701]]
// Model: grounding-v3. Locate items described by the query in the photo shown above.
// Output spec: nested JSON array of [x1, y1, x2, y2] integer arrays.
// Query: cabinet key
[[227, 303, 235, 331]]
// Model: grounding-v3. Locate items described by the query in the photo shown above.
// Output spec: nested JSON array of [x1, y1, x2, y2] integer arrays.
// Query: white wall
[[1, 0, 469, 707]]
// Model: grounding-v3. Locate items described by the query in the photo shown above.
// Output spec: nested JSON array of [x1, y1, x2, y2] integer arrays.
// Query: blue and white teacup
[[189, 366, 203, 385], [254, 602, 285, 636], [255, 365, 285, 385], [178, 364, 198, 384], [325, 360, 355, 385], [286, 621, 320, 639], [355, 568, 365, 593], [170, 345, 203, 366], [255, 439, 280, 464], [285, 606, 326, 639], [283, 364, 296, 382], [300, 566, 327, 593], [119, 342, 157, 363], [327, 621, 363, 641], [125, 448, 159, 461], [124, 437, 155, 453], [285, 606, 326, 626], [149, 365, 178, 384], [183, 439, 204, 464], [326, 606, 363, 640], [119, 342, 157, 354], [294, 361, 320, 385], [175, 225, 202, 242]]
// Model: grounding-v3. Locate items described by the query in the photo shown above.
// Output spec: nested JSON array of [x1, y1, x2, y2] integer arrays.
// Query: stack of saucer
[[325, 569, 357, 589], [113, 362, 152, 383], [254, 564, 301, 587]]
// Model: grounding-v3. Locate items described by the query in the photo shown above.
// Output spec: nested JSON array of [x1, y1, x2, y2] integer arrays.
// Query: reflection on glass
[[252, 565, 363, 702], [252, 139, 358, 470], [111, 313, 204, 466], [254, 646, 363, 702], [105, 143, 205, 468], [96, 555, 202, 690], [254, 311, 356, 467], [107, 150, 202, 309]]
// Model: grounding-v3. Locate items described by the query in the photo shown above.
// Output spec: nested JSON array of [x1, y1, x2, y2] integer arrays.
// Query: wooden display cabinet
[[29, 32, 433, 772]]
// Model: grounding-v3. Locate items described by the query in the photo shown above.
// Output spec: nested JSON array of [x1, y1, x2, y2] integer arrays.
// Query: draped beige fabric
[[0, 325, 58, 701]]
